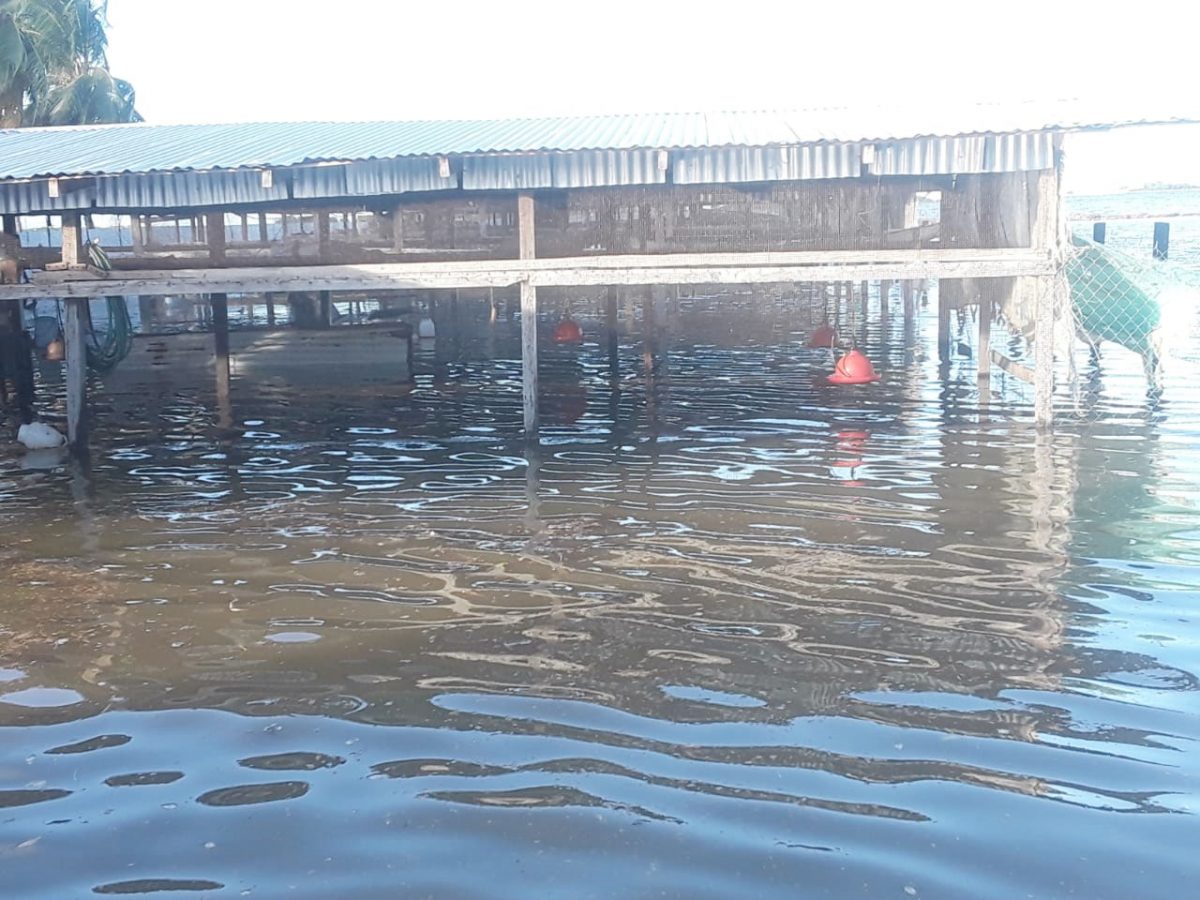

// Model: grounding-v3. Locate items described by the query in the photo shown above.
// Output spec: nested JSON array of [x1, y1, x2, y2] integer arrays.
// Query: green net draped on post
[[1067, 234, 1161, 359]]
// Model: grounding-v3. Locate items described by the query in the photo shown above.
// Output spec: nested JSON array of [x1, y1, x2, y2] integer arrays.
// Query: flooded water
[[2, 289, 1199, 898]]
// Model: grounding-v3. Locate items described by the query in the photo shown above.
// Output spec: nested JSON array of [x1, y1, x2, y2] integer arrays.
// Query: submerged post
[[1032, 138, 1066, 429], [878, 279, 890, 340], [978, 298, 991, 385], [1092, 222, 1106, 244], [59, 213, 88, 449], [606, 285, 619, 377], [211, 293, 232, 428], [64, 298, 88, 449], [937, 289, 952, 363], [642, 286, 654, 377], [518, 193, 538, 434]]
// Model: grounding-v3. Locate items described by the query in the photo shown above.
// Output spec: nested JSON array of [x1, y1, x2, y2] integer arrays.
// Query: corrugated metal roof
[[870, 132, 1056, 176], [673, 143, 862, 184], [0, 102, 1190, 181], [462, 149, 666, 190]]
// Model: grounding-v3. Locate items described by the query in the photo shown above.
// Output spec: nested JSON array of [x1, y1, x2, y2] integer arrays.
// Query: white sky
[[104, 0, 1200, 193]]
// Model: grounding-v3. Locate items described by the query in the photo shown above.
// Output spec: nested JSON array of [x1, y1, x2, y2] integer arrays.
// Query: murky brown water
[[2, 290, 1199, 898]]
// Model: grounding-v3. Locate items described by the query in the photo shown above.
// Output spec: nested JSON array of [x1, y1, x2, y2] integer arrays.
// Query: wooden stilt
[[319, 290, 332, 327], [1034, 277, 1054, 427], [64, 298, 88, 449], [937, 286, 952, 363], [521, 280, 538, 432], [266, 292, 276, 327], [642, 286, 654, 377], [211, 293, 232, 428], [206, 212, 226, 265], [978, 298, 992, 383], [606, 285, 619, 377], [879, 279, 890, 339], [518, 193, 538, 434]]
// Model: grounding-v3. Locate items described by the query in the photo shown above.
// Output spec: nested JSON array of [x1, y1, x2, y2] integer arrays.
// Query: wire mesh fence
[[1049, 229, 1200, 421]]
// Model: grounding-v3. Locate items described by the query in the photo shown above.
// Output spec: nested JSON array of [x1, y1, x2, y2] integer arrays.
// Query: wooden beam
[[64, 298, 88, 449], [391, 205, 405, 252], [5, 249, 1055, 301], [316, 211, 330, 258], [991, 348, 1034, 384], [206, 212, 226, 264], [517, 194, 536, 260], [61, 212, 84, 267]]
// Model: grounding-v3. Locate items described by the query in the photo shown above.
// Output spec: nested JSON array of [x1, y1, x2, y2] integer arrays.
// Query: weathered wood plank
[[4, 250, 1053, 300], [61, 212, 84, 267], [206, 212, 226, 264], [991, 349, 1035, 384], [517, 194, 536, 260]]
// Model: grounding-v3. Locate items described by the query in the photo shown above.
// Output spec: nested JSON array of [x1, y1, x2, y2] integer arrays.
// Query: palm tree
[[0, 0, 139, 128]]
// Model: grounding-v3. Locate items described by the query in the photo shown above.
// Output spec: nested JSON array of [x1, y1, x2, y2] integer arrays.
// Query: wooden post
[[64, 298, 88, 449], [1030, 142, 1065, 429], [518, 193, 538, 434], [859, 280, 869, 340], [1092, 222, 1106, 244], [266, 292, 276, 327], [392, 205, 405, 252], [206, 212, 226, 265], [258, 213, 268, 243], [211, 293, 232, 428], [937, 286, 951, 363], [319, 289, 333, 327], [1034, 278, 1054, 426], [61, 212, 84, 267], [642, 286, 654, 377], [606, 285, 619, 378], [317, 211, 331, 259], [878, 279, 890, 340], [978, 298, 991, 384]]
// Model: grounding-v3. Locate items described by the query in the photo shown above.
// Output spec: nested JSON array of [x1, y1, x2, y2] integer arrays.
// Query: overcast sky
[[104, 0, 1200, 193]]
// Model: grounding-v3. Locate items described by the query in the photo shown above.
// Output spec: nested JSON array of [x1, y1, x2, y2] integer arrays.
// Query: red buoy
[[808, 324, 838, 348], [553, 319, 584, 344], [827, 349, 880, 385]]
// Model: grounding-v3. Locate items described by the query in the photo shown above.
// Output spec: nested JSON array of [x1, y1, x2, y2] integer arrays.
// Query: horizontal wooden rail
[[0, 248, 1055, 300], [991, 349, 1035, 384]]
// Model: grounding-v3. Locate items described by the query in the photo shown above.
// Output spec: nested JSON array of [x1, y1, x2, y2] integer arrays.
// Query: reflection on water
[[2, 292, 1199, 898]]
